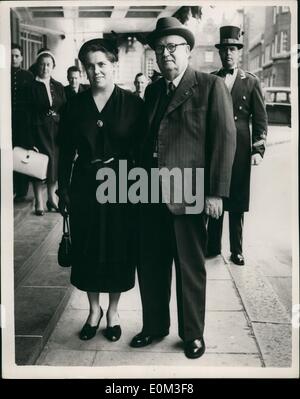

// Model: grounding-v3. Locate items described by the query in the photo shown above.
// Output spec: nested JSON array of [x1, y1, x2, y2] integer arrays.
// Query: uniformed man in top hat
[[206, 26, 268, 265], [11, 43, 34, 200]]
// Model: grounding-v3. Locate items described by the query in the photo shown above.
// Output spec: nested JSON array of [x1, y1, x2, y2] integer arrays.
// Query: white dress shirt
[[224, 67, 238, 93], [165, 67, 187, 94], [36, 76, 53, 106]]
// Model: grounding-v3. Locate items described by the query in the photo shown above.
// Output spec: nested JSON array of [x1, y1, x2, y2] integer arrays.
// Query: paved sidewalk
[[36, 256, 263, 367], [36, 251, 291, 368]]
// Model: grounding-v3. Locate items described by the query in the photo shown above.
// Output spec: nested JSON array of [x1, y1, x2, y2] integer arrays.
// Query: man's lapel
[[231, 68, 247, 102], [165, 67, 198, 115], [148, 78, 166, 126]]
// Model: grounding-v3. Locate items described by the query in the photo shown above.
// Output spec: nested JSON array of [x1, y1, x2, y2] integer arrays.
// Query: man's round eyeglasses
[[155, 43, 187, 54]]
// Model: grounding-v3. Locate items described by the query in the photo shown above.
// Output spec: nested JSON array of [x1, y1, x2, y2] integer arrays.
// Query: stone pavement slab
[[37, 348, 96, 367], [14, 214, 62, 287], [252, 323, 292, 367], [15, 286, 68, 336], [23, 253, 71, 287], [206, 280, 243, 311], [92, 351, 261, 367], [37, 348, 261, 367], [15, 336, 43, 366], [205, 256, 232, 280], [228, 265, 290, 323]]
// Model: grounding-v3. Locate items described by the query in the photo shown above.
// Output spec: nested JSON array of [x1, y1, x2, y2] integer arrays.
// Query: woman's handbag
[[13, 146, 49, 180], [58, 214, 72, 268]]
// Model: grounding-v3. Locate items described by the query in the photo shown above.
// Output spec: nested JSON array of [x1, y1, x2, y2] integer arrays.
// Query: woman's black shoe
[[104, 325, 122, 342], [46, 200, 59, 212], [35, 208, 45, 216], [79, 307, 103, 341]]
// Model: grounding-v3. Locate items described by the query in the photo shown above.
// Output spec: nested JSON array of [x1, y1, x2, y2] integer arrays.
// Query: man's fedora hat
[[215, 26, 244, 49], [148, 17, 195, 50]]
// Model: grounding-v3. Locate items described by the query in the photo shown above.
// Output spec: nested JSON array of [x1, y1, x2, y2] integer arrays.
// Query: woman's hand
[[58, 193, 70, 216]]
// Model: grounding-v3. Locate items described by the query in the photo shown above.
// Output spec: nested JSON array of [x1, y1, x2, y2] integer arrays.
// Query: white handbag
[[13, 146, 49, 180]]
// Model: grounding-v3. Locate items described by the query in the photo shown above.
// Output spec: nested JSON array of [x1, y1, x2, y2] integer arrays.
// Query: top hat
[[78, 38, 119, 64], [215, 26, 244, 49], [147, 17, 195, 50]]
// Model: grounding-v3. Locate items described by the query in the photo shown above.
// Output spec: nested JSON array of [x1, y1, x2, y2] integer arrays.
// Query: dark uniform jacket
[[212, 68, 268, 212], [11, 67, 34, 147], [143, 67, 237, 215], [64, 83, 89, 101]]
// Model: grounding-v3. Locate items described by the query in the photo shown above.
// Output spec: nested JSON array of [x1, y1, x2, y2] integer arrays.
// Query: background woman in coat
[[30, 50, 66, 215], [57, 39, 145, 342]]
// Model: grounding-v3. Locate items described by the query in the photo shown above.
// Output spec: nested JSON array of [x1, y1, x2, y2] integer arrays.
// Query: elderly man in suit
[[130, 17, 236, 359], [206, 26, 268, 266], [64, 66, 89, 101]]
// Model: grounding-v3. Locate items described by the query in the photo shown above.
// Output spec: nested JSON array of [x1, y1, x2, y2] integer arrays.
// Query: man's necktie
[[168, 81, 176, 97]]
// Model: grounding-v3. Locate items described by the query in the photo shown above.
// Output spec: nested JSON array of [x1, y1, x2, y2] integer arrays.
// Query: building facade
[[262, 5, 291, 87], [244, 6, 291, 88]]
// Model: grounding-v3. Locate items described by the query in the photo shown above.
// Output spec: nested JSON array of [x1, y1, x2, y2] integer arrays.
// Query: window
[[250, 55, 260, 71], [273, 7, 277, 24], [273, 6, 281, 23], [146, 57, 154, 78], [204, 51, 213, 63], [271, 42, 275, 57], [264, 44, 271, 63], [282, 6, 289, 13], [280, 31, 288, 53], [265, 91, 275, 102], [20, 31, 44, 70], [275, 34, 278, 54], [276, 92, 288, 102]]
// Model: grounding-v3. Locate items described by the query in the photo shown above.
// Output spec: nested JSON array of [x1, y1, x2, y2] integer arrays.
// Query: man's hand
[[205, 196, 223, 219], [251, 153, 263, 166]]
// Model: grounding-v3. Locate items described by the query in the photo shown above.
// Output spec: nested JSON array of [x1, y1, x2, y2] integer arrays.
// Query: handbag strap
[[63, 214, 70, 235]]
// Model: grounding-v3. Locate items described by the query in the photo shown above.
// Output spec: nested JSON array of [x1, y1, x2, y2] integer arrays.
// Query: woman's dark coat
[[58, 86, 145, 292]]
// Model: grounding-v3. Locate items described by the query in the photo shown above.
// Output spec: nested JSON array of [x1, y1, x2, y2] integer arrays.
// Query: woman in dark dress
[[30, 50, 66, 215], [57, 39, 145, 342]]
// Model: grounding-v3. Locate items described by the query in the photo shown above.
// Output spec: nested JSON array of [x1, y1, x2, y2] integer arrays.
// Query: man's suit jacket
[[143, 67, 237, 215], [64, 84, 89, 101], [212, 68, 268, 212]]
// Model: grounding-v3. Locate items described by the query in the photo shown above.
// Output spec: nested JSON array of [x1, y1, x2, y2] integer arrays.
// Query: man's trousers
[[138, 203, 207, 341], [206, 212, 244, 255]]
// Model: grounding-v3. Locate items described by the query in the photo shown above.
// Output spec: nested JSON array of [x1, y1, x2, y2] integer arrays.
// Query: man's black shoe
[[130, 332, 168, 348], [184, 338, 206, 359], [230, 253, 245, 266]]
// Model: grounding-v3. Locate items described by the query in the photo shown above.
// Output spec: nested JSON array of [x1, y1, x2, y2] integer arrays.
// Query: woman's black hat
[[78, 38, 119, 63]]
